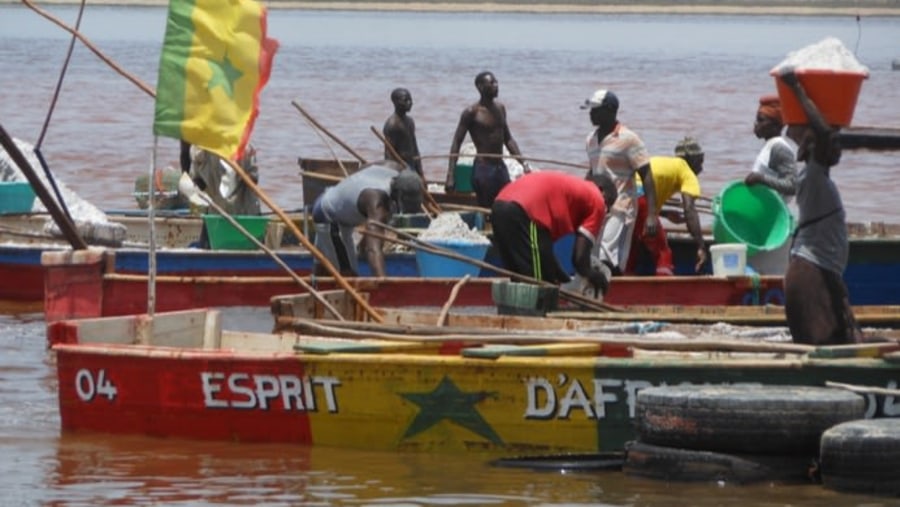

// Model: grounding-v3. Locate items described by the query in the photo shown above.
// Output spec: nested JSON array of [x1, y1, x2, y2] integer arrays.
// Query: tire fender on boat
[[820, 418, 900, 496], [635, 385, 866, 455]]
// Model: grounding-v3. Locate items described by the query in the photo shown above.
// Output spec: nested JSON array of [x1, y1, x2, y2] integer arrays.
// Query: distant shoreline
[[4, 0, 900, 16]]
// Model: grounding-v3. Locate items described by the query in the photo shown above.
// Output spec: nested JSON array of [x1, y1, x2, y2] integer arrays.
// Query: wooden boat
[[353, 303, 900, 330], [0, 208, 492, 308], [7, 207, 900, 313], [49, 305, 900, 454], [40, 247, 786, 322], [667, 221, 900, 305], [839, 125, 900, 151]]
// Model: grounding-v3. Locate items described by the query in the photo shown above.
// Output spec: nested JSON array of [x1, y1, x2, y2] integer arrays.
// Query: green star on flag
[[153, 0, 278, 160], [401, 376, 503, 445]]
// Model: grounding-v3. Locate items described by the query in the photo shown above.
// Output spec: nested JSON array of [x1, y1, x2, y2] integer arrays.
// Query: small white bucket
[[710, 243, 747, 277]]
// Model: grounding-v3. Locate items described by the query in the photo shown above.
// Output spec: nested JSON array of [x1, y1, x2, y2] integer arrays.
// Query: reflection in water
[[0, 295, 889, 505], [44, 432, 877, 506]]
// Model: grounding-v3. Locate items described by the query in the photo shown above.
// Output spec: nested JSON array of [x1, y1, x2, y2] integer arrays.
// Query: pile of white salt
[[771, 37, 869, 74], [419, 212, 490, 244]]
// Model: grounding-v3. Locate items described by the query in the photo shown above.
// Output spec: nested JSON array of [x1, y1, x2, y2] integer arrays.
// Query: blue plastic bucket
[[712, 181, 793, 257], [416, 238, 489, 278], [0, 181, 36, 214]]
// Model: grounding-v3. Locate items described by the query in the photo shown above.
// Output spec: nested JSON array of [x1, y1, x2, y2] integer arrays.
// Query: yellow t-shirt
[[636, 156, 701, 211]]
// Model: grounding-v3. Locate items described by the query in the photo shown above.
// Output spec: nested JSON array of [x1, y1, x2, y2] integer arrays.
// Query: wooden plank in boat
[[550, 305, 900, 327], [808, 341, 900, 359], [462, 342, 604, 359], [293, 338, 431, 355], [884, 351, 900, 363]]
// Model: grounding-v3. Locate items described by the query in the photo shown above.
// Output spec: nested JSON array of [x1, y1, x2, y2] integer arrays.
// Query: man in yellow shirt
[[625, 137, 706, 275]]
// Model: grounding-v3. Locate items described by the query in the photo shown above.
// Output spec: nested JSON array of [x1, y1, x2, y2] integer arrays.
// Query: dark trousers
[[491, 200, 570, 284], [784, 256, 861, 345]]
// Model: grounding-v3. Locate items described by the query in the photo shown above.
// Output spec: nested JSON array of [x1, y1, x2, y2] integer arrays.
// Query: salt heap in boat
[[419, 212, 490, 245], [771, 36, 869, 73], [1, 137, 127, 246]]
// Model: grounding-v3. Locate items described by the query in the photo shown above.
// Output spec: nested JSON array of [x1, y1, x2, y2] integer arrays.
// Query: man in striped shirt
[[582, 89, 658, 275]]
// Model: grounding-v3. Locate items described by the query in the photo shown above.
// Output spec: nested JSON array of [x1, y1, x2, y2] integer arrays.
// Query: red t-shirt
[[495, 171, 606, 241]]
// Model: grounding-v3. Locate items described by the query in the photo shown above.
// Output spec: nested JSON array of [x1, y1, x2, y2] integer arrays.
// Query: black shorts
[[472, 159, 511, 209]]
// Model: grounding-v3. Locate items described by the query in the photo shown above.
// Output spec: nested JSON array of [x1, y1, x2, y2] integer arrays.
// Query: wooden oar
[[22, 0, 155, 98], [292, 100, 368, 164], [298, 170, 342, 184], [440, 202, 492, 215], [363, 220, 623, 313], [279, 316, 816, 355], [300, 115, 352, 177], [0, 124, 87, 250], [369, 125, 442, 216], [418, 152, 591, 171], [436, 274, 471, 326], [220, 157, 384, 323]]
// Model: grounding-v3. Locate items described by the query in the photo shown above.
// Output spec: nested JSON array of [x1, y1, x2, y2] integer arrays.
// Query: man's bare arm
[[446, 108, 473, 189]]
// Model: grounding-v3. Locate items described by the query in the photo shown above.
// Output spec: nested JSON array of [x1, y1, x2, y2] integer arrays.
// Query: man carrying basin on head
[[625, 136, 707, 276], [775, 66, 861, 346], [311, 160, 424, 277], [490, 170, 618, 298]]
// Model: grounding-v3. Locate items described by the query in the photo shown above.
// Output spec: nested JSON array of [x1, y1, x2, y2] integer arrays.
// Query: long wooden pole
[[418, 152, 591, 171], [436, 274, 471, 326], [299, 115, 352, 177], [0, 124, 87, 250], [362, 221, 622, 313], [22, 0, 156, 99], [221, 158, 383, 322], [291, 101, 368, 164]]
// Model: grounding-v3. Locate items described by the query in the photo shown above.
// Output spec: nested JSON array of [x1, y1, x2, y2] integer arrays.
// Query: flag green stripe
[[152, 0, 198, 139]]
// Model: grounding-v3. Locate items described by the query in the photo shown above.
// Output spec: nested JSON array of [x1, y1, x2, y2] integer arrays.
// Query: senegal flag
[[153, 0, 278, 160]]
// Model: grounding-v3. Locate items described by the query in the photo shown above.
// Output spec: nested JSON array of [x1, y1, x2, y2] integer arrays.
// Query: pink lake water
[[1, 6, 899, 505]]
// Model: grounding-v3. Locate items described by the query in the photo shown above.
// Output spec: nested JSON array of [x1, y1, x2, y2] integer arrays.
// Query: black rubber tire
[[820, 418, 900, 496], [623, 441, 813, 484], [490, 452, 623, 472], [635, 385, 865, 455]]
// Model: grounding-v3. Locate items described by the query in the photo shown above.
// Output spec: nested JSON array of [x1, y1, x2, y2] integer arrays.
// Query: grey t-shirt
[[319, 165, 395, 226], [791, 158, 848, 275]]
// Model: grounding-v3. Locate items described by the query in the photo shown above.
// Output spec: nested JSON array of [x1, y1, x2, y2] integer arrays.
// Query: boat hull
[[51, 309, 900, 454], [40, 249, 785, 322]]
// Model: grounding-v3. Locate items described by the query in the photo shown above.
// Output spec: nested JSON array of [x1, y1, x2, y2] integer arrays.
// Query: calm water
[[1, 6, 899, 218], [2, 6, 900, 505]]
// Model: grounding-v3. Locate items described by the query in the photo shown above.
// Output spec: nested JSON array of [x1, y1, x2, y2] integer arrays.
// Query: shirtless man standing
[[382, 88, 423, 178], [445, 71, 528, 208]]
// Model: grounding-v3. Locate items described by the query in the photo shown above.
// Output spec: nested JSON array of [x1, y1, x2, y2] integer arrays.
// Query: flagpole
[[147, 138, 157, 317]]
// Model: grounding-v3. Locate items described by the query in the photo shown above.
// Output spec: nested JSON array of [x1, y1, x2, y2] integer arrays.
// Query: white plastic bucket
[[710, 243, 747, 277]]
